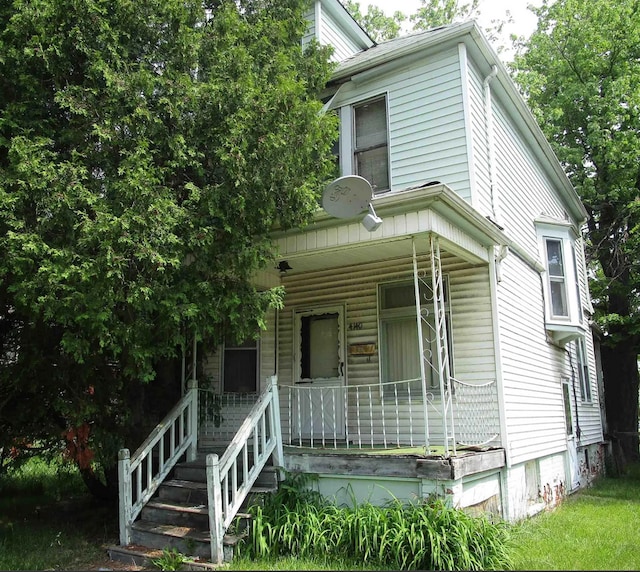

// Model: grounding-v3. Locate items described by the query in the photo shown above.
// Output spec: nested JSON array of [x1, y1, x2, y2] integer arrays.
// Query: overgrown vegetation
[[151, 547, 188, 571], [0, 456, 116, 571], [238, 472, 513, 571]]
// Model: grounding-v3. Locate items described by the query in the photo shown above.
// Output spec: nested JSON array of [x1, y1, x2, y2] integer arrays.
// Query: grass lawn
[[0, 456, 120, 571], [510, 464, 640, 571], [2, 456, 640, 570]]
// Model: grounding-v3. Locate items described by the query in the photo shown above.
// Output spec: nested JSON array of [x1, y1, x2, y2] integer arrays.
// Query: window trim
[[576, 337, 592, 402], [377, 277, 453, 395], [222, 336, 259, 394], [339, 94, 391, 194], [535, 218, 585, 344], [544, 237, 569, 319]]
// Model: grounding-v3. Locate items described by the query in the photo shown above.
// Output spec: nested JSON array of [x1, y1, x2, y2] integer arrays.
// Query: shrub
[[239, 471, 512, 571]]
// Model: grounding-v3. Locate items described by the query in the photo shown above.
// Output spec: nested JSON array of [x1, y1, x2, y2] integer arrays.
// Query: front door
[[293, 306, 345, 440]]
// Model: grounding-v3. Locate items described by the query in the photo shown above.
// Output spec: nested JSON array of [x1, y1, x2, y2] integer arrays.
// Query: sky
[[361, 0, 541, 60]]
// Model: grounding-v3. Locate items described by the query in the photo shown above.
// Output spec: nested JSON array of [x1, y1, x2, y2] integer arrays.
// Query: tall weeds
[[240, 472, 512, 571]]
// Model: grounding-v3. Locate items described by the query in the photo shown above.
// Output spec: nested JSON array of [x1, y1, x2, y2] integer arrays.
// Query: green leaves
[[0, 0, 335, 470], [241, 472, 513, 570]]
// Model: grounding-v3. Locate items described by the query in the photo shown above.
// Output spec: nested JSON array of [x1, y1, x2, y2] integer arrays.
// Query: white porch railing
[[118, 380, 199, 546], [206, 375, 283, 564], [279, 377, 500, 451]]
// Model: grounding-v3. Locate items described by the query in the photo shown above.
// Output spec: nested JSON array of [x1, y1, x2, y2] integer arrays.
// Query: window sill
[[545, 322, 584, 345]]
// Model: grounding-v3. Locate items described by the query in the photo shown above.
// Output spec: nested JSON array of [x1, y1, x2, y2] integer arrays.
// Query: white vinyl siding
[[495, 253, 569, 465], [492, 100, 567, 257], [466, 60, 492, 216], [331, 47, 471, 200], [319, 6, 365, 62]]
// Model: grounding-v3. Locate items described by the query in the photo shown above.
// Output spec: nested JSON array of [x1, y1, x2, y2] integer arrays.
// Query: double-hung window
[[545, 238, 569, 318], [223, 336, 258, 394], [536, 217, 586, 344], [576, 338, 592, 402], [353, 97, 389, 193], [378, 279, 452, 396]]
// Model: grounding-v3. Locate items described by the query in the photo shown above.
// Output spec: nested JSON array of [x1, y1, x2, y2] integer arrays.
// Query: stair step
[[175, 458, 279, 486], [143, 500, 209, 528], [130, 519, 247, 560], [107, 544, 218, 570], [131, 520, 211, 558], [159, 479, 208, 504]]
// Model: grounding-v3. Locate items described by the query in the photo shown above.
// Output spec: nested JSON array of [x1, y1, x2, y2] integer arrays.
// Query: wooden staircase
[[109, 454, 280, 567]]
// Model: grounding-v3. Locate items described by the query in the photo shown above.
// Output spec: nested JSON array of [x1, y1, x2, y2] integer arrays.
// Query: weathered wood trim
[[451, 449, 506, 480], [285, 453, 423, 478], [415, 458, 454, 480], [283, 448, 505, 482]]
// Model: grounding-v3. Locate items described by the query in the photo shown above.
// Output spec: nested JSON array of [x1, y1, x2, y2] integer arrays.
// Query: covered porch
[[201, 183, 509, 459]]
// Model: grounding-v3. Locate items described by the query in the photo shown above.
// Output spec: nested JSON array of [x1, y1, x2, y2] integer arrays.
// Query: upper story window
[[545, 238, 569, 318], [353, 97, 389, 193], [536, 217, 586, 345]]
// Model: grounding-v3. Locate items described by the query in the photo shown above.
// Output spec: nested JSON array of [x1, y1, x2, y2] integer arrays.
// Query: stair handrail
[[206, 375, 282, 564], [118, 380, 199, 546]]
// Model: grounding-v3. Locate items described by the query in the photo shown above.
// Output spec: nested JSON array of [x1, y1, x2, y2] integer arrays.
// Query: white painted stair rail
[[207, 375, 283, 565], [118, 379, 199, 546]]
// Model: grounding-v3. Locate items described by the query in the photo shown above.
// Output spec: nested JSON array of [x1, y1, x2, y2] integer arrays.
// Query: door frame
[[292, 304, 346, 440]]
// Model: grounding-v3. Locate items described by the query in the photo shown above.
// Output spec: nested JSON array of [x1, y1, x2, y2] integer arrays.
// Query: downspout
[[484, 65, 499, 221]]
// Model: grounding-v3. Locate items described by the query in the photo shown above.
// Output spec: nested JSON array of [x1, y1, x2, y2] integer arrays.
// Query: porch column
[[412, 238, 431, 451]]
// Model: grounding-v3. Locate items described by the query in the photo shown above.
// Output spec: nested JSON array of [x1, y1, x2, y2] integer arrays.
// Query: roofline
[[321, 0, 375, 49], [328, 20, 589, 225]]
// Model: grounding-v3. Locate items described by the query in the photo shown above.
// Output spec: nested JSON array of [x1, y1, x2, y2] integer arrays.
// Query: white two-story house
[[116, 0, 605, 563]]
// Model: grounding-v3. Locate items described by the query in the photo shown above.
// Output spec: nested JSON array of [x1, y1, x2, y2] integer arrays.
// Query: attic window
[[353, 96, 389, 193]]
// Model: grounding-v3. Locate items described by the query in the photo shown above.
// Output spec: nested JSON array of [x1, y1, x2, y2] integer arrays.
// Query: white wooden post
[[118, 448, 132, 546], [187, 378, 198, 462], [206, 453, 224, 565], [412, 239, 431, 452], [268, 375, 284, 472]]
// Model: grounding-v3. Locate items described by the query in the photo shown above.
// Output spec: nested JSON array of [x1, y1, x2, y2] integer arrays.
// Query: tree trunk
[[601, 339, 639, 468]]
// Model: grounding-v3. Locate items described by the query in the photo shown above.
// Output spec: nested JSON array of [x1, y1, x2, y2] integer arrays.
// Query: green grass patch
[[512, 465, 640, 571], [0, 456, 117, 571]]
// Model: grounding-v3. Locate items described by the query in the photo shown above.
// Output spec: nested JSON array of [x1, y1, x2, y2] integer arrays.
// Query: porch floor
[[283, 443, 496, 458]]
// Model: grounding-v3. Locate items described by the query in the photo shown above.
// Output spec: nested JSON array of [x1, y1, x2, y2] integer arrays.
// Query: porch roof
[[271, 183, 520, 274]]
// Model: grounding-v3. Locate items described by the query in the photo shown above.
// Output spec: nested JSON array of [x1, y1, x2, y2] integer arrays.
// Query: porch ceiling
[[276, 234, 466, 275]]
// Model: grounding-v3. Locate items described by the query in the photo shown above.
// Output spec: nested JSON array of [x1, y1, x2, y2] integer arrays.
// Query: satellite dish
[[322, 175, 373, 219]]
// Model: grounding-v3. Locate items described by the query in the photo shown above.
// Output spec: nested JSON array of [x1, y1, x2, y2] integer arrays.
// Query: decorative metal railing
[[198, 390, 259, 444], [452, 377, 500, 446], [118, 381, 198, 546], [279, 377, 499, 451]]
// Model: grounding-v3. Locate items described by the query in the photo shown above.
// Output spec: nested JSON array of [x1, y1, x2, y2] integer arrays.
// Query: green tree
[[343, 0, 406, 42], [512, 0, 640, 465], [0, 0, 336, 491], [410, 0, 479, 30]]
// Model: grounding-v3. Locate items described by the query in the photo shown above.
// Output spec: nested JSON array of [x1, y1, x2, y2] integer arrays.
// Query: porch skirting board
[[283, 447, 505, 481]]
